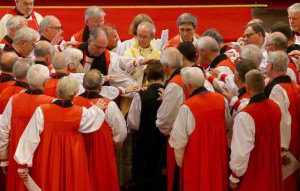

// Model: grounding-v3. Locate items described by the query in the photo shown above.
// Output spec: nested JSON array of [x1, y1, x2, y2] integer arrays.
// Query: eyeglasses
[[243, 32, 257, 39], [46, 26, 63, 30]]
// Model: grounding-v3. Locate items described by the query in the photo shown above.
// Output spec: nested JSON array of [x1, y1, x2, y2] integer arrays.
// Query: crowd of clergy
[[0, 0, 300, 191]]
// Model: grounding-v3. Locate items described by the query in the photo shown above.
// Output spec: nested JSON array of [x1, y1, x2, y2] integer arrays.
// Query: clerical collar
[[53, 99, 73, 108], [210, 54, 228, 69], [165, 67, 182, 87], [51, 73, 68, 79], [15, 80, 30, 89], [40, 35, 51, 42], [190, 86, 208, 97], [79, 90, 103, 99], [264, 75, 291, 98], [25, 89, 44, 95], [35, 61, 47, 66], [248, 93, 267, 105]]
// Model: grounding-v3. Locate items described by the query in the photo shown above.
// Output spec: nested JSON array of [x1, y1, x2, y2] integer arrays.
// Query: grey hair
[[85, 6, 106, 21], [177, 13, 197, 28], [267, 51, 289, 72], [181, 66, 204, 88], [202, 28, 224, 44], [13, 27, 39, 44], [137, 21, 156, 36], [160, 47, 183, 68], [83, 69, 102, 90], [268, 32, 288, 51], [0, 52, 19, 72], [6, 16, 27, 35], [57, 76, 79, 100], [89, 27, 108, 42], [27, 64, 50, 88], [34, 41, 54, 57], [197, 36, 219, 53], [63, 48, 83, 65], [52, 52, 71, 70], [13, 58, 33, 79], [39, 15, 60, 32], [240, 45, 263, 68], [288, 3, 300, 13]]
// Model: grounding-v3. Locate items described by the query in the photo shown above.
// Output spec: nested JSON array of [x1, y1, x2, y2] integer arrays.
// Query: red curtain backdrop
[[0, 7, 253, 42]]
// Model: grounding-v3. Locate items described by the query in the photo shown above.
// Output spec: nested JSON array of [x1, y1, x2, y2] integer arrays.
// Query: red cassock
[[73, 96, 120, 191], [280, 82, 300, 191], [238, 99, 282, 191], [6, 93, 53, 191], [31, 104, 91, 191], [183, 92, 228, 191]]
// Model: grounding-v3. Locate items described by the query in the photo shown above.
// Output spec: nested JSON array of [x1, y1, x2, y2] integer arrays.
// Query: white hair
[[85, 6, 106, 21], [181, 66, 205, 88], [52, 52, 71, 70], [288, 3, 300, 13], [57, 76, 79, 100], [27, 64, 50, 88], [6, 15, 27, 35], [267, 51, 289, 72], [197, 36, 219, 53], [160, 47, 182, 68], [137, 21, 156, 36], [63, 48, 83, 64], [13, 58, 33, 79], [13, 27, 39, 44], [240, 44, 263, 68], [39, 15, 60, 32]]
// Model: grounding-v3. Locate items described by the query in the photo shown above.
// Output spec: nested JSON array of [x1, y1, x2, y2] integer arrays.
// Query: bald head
[[0, 52, 19, 73], [83, 69, 102, 91], [34, 41, 54, 57]]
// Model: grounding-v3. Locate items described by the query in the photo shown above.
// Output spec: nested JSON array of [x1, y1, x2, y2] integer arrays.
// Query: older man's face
[[16, 0, 34, 17], [137, 26, 153, 49], [86, 15, 105, 30], [43, 19, 63, 41], [289, 12, 300, 33], [88, 33, 108, 57], [178, 23, 195, 42]]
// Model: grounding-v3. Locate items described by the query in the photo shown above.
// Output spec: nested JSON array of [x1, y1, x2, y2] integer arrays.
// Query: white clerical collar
[[180, 36, 198, 46]]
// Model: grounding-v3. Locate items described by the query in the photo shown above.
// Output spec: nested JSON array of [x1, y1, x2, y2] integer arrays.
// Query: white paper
[[160, 29, 169, 50], [24, 173, 42, 191], [282, 151, 300, 180]]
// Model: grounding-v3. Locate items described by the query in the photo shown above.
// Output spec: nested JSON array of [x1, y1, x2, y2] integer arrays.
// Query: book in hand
[[24, 173, 41, 191], [282, 151, 300, 180]]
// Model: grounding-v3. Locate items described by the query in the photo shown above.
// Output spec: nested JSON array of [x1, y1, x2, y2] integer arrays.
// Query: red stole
[[183, 92, 228, 191], [239, 99, 282, 191], [73, 96, 120, 191]]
